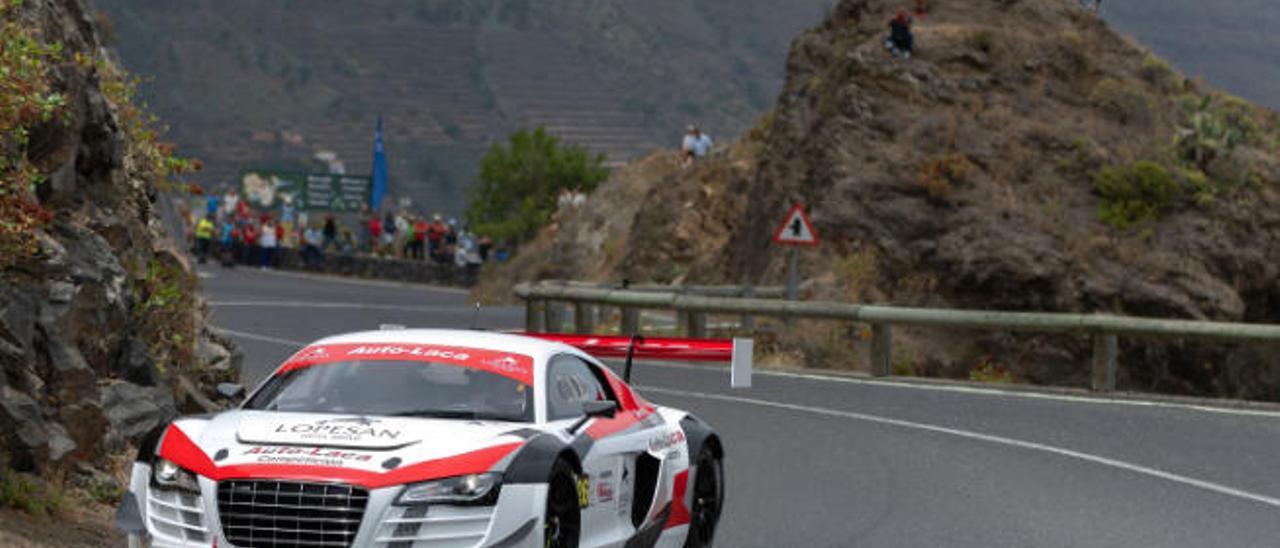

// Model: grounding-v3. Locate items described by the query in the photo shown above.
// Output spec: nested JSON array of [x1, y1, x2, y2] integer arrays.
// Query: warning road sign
[[773, 203, 819, 246]]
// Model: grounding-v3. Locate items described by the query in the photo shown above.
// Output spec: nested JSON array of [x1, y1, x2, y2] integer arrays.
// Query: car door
[[545, 354, 659, 547]]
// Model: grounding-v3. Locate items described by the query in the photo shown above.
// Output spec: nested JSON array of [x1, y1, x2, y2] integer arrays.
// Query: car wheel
[[684, 445, 724, 548], [545, 459, 581, 548]]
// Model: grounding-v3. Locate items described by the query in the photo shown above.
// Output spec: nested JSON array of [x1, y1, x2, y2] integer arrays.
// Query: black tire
[[545, 459, 581, 548], [684, 444, 724, 548]]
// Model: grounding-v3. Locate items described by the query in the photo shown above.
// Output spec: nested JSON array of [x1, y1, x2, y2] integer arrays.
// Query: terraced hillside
[[93, 0, 835, 213]]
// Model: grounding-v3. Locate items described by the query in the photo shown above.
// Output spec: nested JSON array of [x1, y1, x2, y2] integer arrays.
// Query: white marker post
[[731, 338, 754, 388]]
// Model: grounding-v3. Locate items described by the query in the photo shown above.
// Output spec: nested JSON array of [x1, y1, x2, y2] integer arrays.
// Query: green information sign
[[239, 170, 371, 212]]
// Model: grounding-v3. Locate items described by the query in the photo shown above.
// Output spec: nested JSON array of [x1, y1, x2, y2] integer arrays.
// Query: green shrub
[[0, 1, 64, 271], [1139, 54, 1175, 88], [1090, 78, 1152, 125], [1093, 161, 1181, 228], [465, 127, 609, 242]]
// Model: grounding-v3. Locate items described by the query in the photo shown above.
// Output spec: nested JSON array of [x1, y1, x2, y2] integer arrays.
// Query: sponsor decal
[[277, 343, 534, 383], [648, 429, 686, 453], [595, 470, 615, 504], [617, 463, 633, 516], [346, 345, 472, 361], [242, 446, 375, 468], [577, 474, 592, 508], [272, 417, 401, 442]]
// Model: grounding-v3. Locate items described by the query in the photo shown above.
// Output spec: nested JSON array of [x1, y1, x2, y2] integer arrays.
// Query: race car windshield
[[244, 360, 533, 422]]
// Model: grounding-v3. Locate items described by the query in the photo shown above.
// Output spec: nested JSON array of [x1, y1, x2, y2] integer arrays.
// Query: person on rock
[[885, 9, 915, 59]]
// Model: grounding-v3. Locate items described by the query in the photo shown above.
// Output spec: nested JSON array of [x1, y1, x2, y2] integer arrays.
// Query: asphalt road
[[201, 267, 1280, 547]]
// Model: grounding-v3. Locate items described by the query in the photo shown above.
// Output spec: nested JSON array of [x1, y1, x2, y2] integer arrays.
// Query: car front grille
[[217, 480, 368, 548]]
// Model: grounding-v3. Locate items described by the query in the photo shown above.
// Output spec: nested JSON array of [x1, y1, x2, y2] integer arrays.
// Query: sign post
[[772, 203, 820, 302]]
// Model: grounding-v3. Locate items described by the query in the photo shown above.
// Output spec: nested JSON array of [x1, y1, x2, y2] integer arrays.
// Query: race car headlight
[[151, 458, 199, 493], [396, 473, 501, 506]]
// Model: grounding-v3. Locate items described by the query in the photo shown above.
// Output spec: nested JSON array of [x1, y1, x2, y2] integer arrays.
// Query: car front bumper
[[124, 462, 548, 548]]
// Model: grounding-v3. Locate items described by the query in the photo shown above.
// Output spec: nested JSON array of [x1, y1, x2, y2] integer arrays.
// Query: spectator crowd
[[184, 187, 504, 275]]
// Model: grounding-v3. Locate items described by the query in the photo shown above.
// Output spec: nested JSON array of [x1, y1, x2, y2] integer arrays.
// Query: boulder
[[113, 336, 158, 386], [100, 380, 177, 448], [0, 387, 52, 471]]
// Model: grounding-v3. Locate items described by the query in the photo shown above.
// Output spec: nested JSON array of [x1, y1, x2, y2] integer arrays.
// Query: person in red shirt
[[241, 221, 259, 265], [410, 217, 428, 260], [427, 214, 447, 260], [367, 216, 383, 255]]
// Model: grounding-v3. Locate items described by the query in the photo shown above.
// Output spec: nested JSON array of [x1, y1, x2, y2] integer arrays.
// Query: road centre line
[[217, 326, 1280, 508], [639, 385, 1280, 509]]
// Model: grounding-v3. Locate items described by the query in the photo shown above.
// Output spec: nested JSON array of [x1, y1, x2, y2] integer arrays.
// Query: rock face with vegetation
[[0, 0, 238, 490], [482, 0, 1280, 400]]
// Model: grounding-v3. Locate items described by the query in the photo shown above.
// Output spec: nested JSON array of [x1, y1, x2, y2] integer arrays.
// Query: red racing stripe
[[157, 424, 522, 489]]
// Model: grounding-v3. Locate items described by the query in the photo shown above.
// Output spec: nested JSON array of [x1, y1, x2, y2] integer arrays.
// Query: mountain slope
[[482, 0, 1280, 400], [91, 0, 835, 213]]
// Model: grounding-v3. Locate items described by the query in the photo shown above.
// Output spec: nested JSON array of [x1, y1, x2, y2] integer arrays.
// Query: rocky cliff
[[481, 0, 1280, 400], [0, 0, 238, 484]]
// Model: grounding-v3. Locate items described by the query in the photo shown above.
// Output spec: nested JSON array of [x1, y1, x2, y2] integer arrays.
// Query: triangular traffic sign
[[773, 203, 819, 246]]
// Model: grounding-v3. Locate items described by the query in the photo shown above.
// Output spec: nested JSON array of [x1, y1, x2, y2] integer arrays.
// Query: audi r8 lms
[[117, 329, 726, 548]]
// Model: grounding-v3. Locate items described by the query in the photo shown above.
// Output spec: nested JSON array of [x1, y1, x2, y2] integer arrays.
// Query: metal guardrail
[[514, 282, 1280, 392]]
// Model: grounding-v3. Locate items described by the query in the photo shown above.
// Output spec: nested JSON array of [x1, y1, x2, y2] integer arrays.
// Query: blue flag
[[370, 116, 388, 211]]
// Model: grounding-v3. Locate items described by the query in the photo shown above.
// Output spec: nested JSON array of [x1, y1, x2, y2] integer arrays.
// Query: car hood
[[160, 410, 534, 487]]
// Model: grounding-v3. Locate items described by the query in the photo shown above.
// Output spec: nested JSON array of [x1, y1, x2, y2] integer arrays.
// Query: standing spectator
[[241, 220, 259, 265], [206, 192, 219, 220], [322, 214, 338, 251], [218, 220, 236, 267], [394, 212, 411, 258], [222, 188, 240, 220], [367, 214, 383, 255], [357, 203, 372, 252], [301, 223, 324, 268], [427, 214, 447, 257], [410, 216, 428, 260], [194, 214, 215, 264], [259, 218, 278, 269], [382, 211, 398, 254], [477, 234, 493, 262], [680, 125, 714, 166]]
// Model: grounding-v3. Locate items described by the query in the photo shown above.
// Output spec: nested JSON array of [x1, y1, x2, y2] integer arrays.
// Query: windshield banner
[[278, 344, 534, 383]]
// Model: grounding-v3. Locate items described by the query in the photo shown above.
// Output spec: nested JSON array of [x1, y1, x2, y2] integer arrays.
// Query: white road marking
[[640, 385, 1280, 509], [218, 326, 1280, 508], [640, 360, 1280, 419], [196, 271, 216, 279], [217, 329, 306, 348], [208, 301, 462, 313]]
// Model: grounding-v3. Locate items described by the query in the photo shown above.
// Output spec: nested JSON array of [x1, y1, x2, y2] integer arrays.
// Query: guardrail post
[[685, 311, 707, 338], [574, 302, 596, 334], [544, 301, 566, 334], [621, 307, 640, 336], [870, 324, 892, 377], [741, 285, 755, 333], [1091, 333, 1118, 392], [525, 299, 544, 333]]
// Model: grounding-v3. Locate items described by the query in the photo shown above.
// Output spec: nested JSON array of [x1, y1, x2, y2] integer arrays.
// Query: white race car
[[117, 329, 728, 548]]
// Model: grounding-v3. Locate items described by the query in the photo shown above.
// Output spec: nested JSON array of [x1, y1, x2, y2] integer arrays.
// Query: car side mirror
[[216, 383, 245, 400], [582, 400, 618, 419], [567, 400, 618, 435]]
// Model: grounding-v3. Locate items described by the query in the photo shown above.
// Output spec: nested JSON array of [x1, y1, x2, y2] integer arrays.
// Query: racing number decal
[[577, 474, 591, 508]]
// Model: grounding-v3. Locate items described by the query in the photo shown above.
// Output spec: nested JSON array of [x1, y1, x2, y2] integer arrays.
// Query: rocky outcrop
[[0, 0, 240, 475], [484, 0, 1280, 400]]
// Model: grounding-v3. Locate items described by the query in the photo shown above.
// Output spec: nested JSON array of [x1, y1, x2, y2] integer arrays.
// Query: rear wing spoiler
[[520, 333, 753, 388]]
